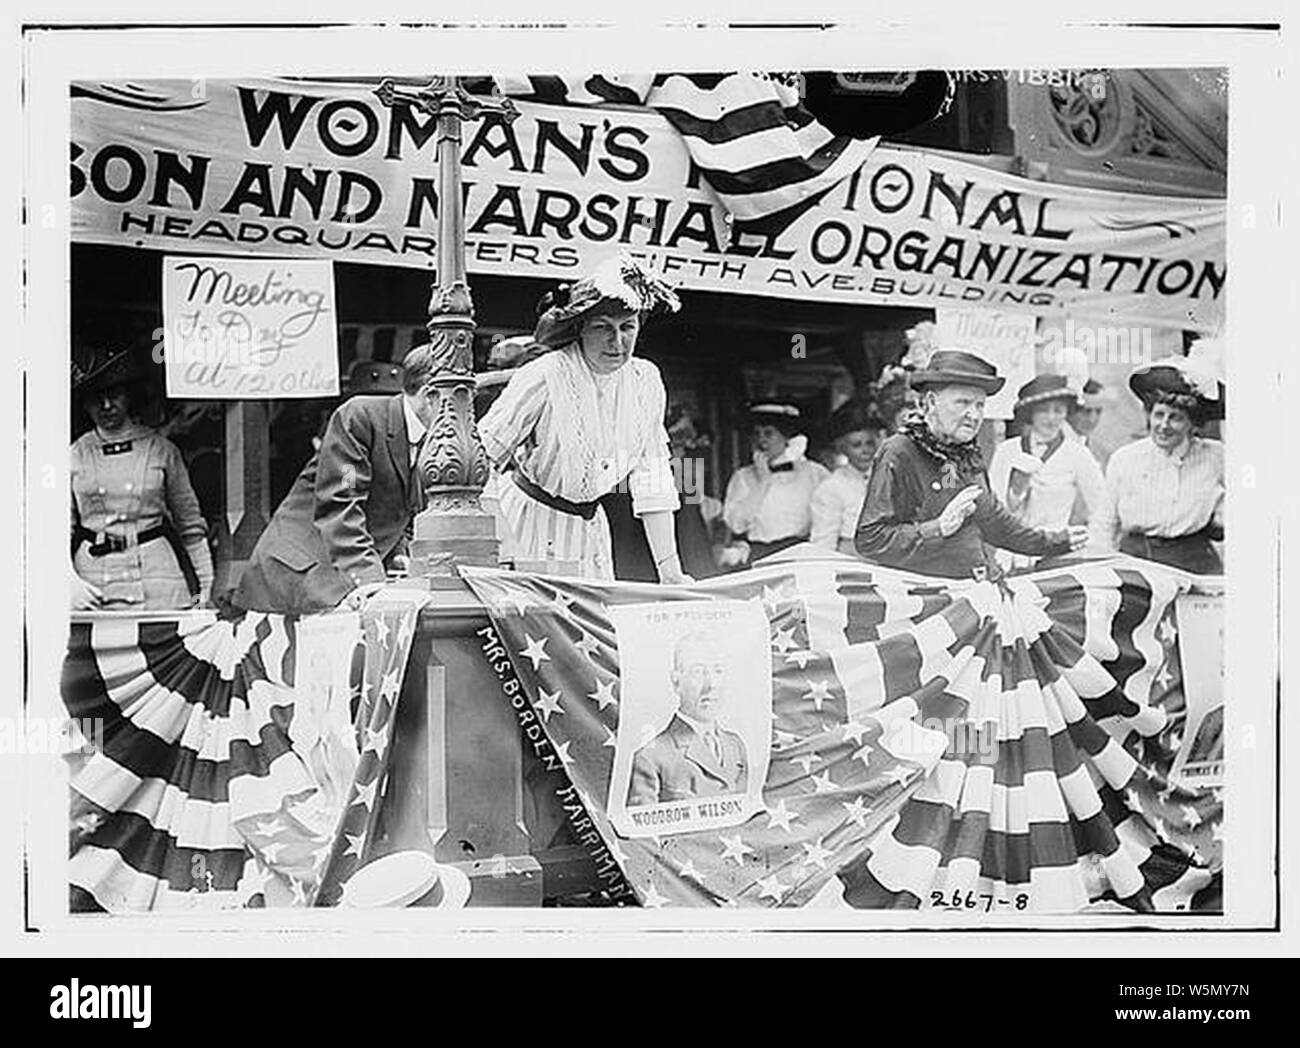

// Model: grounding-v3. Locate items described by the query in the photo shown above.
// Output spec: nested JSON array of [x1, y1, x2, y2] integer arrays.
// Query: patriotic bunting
[[61, 594, 428, 912], [58, 556, 1221, 916], [462, 552, 1222, 912]]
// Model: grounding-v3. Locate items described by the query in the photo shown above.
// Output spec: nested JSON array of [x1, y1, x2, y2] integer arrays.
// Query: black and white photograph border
[[8, 4, 1289, 954]]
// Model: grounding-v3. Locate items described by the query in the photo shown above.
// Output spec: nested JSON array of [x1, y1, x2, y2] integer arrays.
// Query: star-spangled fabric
[[61, 595, 427, 912], [462, 551, 1223, 912], [312, 596, 426, 906]]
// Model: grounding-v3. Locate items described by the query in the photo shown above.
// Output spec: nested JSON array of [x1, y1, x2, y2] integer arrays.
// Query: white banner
[[161, 255, 338, 399], [933, 308, 1038, 419], [72, 78, 1226, 330]]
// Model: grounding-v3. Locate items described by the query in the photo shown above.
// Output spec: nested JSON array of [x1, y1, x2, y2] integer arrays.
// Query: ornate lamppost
[[375, 77, 518, 578]]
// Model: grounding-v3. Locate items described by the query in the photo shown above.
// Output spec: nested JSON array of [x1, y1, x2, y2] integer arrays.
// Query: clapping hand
[[936, 486, 981, 537]]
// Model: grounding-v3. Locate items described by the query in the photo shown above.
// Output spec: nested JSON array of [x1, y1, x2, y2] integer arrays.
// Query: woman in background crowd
[[989, 373, 1109, 570], [601, 405, 719, 582], [1067, 378, 1107, 456], [721, 402, 829, 567], [476, 255, 690, 583], [810, 400, 885, 554], [1092, 354, 1225, 574], [69, 344, 213, 610]]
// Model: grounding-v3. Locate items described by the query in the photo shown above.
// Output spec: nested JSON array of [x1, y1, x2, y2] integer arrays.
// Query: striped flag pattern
[[463, 552, 1222, 912], [492, 72, 878, 234], [312, 596, 426, 906], [61, 596, 427, 912]]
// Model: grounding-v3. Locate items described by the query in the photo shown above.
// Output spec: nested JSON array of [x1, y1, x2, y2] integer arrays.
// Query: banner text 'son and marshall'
[[69, 79, 1226, 329]]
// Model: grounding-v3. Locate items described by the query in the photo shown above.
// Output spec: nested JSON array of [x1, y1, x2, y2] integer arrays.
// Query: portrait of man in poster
[[625, 629, 750, 807]]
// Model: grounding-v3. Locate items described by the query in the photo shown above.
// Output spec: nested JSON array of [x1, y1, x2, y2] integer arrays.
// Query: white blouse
[[1092, 436, 1224, 544], [723, 457, 829, 543], [810, 464, 868, 549], [477, 347, 680, 517], [989, 433, 1109, 547]]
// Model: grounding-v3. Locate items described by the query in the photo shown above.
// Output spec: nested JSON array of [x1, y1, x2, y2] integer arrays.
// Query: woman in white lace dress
[[478, 256, 690, 583]]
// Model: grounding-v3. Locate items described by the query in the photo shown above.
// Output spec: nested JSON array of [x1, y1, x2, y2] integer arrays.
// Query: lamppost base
[[410, 491, 500, 578]]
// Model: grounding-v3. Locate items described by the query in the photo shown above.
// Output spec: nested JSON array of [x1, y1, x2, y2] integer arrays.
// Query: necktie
[[706, 731, 722, 764]]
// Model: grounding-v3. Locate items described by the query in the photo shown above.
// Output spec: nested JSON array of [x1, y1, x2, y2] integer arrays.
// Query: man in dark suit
[[626, 631, 749, 806], [231, 345, 438, 614]]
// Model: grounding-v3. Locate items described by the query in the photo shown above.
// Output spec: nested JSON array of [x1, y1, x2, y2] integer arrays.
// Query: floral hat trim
[[536, 253, 681, 328]]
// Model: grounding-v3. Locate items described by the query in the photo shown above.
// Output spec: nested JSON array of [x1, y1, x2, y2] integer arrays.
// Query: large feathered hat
[[1129, 339, 1225, 423], [533, 253, 681, 348]]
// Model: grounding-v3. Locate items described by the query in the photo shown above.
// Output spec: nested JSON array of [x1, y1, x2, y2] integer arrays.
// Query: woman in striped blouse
[[477, 256, 690, 583]]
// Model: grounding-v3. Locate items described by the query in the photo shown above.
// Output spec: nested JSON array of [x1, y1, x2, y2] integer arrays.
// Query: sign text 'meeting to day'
[[159, 256, 339, 399]]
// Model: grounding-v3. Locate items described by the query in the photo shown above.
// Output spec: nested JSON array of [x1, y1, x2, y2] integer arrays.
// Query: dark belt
[[511, 471, 601, 521], [75, 523, 164, 557], [1120, 526, 1221, 574], [73, 522, 201, 596], [744, 535, 805, 562], [1124, 520, 1223, 546]]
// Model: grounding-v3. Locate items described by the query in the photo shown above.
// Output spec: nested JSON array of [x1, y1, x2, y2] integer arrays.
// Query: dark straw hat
[[1013, 373, 1077, 420], [826, 398, 884, 443], [1074, 378, 1106, 410], [908, 349, 1005, 395], [71, 344, 138, 395]]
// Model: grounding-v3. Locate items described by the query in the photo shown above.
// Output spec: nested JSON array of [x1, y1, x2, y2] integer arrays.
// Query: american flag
[[491, 72, 879, 235], [463, 552, 1221, 912], [62, 596, 427, 912], [312, 596, 426, 906]]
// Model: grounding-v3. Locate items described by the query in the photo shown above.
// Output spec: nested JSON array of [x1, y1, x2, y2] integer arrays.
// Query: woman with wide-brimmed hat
[[720, 400, 830, 567], [476, 254, 690, 582], [988, 373, 1109, 570], [69, 344, 214, 609], [809, 398, 886, 555], [1092, 347, 1225, 573]]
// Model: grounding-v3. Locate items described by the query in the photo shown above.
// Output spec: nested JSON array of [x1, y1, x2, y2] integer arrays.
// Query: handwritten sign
[[161, 256, 338, 399], [933, 308, 1038, 419]]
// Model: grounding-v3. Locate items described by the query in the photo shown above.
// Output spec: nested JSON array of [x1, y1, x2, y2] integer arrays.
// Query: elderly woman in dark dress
[[855, 350, 1089, 579]]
